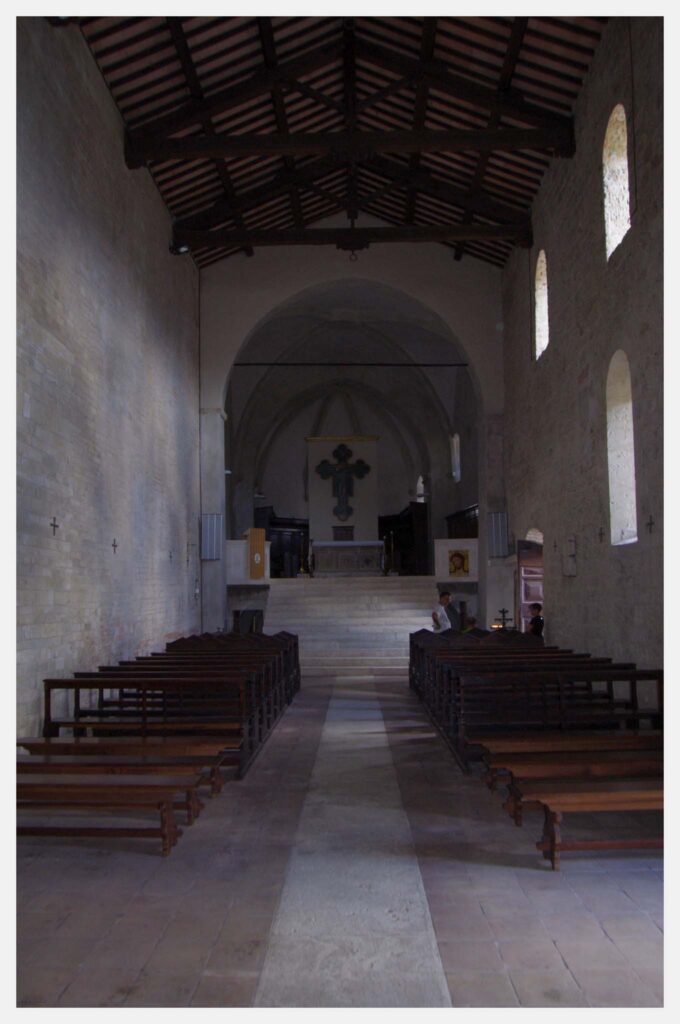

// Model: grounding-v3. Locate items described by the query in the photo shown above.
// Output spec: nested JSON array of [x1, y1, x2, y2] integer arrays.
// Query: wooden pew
[[16, 774, 201, 855], [528, 780, 664, 869]]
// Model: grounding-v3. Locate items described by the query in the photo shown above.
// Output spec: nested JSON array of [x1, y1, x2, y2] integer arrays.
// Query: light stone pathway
[[254, 685, 451, 1007], [17, 673, 663, 1007]]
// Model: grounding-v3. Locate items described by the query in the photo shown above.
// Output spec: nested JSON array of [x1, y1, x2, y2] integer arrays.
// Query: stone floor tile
[[122, 969, 200, 1007], [498, 938, 564, 970], [612, 936, 663, 971], [445, 970, 519, 1007], [428, 910, 494, 943], [17, 965, 74, 1007], [436, 939, 503, 971], [509, 968, 589, 1007], [632, 968, 664, 1001], [600, 912, 664, 943], [555, 937, 627, 970], [571, 967, 662, 1007], [57, 966, 143, 1007], [538, 911, 607, 942], [191, 970, 259, 1007], [486, 912, 550, 943]]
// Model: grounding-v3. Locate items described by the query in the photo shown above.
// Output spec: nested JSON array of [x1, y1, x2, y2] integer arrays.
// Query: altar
[[312, 540, 384, 576]]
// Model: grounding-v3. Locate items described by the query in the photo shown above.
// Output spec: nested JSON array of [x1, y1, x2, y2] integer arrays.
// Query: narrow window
[[606, 350, 638, 545], [534, 250, 549, 360], [603, 104, 632, 259], [450, 434, 461, 483], [415, 475, 426, 503]]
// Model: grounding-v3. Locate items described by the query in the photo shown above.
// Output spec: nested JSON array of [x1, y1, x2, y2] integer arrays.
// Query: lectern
[[243, 528, 266, 580]]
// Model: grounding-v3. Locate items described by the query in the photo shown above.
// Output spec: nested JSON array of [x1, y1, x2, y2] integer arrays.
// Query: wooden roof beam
[[130, 123, 574, 166], [258, 17, 304, 230], [173, 155, 344, 234], [455, 16, 529, 262], [368, 154, 529, 226], [173, 222, 533, 252], [354, 36, 574, 133], [405, 18, 437, 224], [167, 17, 253, 257], [125, 39, 343, 157]]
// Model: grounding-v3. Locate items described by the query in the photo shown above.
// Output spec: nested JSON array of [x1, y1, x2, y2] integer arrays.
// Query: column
[[200, 407, 228, 632]]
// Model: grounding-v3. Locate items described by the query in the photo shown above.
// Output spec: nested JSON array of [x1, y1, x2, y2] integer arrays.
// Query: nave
[[18, 673, 663, 1008]]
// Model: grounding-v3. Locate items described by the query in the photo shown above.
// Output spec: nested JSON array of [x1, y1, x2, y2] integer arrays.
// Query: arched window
[[603, 104, 631, 259], [534, 250, 549, 360], [526, 528, 544, 545], [450, 434, 461, 482], [415, 475, 426, 503], [606, 350, 638, 545]]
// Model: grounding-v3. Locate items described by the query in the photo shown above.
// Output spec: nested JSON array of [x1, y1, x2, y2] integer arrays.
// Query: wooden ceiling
[[61, 16, 607, 269]]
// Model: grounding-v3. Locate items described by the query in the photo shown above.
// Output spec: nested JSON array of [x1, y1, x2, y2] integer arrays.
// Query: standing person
[[432, 591, 452, 634], [528, 602, 544, 637]]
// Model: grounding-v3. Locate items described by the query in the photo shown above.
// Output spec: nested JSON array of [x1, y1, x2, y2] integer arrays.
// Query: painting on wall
[[448, 549, 470, 576], [434, 537, 478, 582]]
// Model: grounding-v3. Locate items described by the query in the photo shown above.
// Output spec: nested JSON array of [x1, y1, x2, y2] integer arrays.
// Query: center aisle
[[255, 680, 451, 1007]]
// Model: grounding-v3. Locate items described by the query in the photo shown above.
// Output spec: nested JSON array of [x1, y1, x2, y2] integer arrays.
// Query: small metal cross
[[646, 515, 655, 534], [112, 538, 118, 554], [49, 517, 59, 536], [496, 607, 512, 627], [598, 526, 605, 543]]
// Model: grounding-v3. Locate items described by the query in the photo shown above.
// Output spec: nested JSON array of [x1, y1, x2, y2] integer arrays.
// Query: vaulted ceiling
[[58, 16, 607, 269]]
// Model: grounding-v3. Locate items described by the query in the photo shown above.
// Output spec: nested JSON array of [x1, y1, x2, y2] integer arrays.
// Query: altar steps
[[265, 575, 436, 678]]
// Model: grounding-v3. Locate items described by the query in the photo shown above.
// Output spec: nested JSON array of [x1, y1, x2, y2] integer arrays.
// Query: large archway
[[198, 251, 506, 629]]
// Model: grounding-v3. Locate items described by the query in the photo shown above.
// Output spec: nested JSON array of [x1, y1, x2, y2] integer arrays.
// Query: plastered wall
[[17, 20, 201, 732], [502, 17, 662, 666]]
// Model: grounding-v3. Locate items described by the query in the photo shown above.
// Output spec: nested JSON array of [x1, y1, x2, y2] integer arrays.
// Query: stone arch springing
[[534, 250, 549, 360], [603, 104, 632, 259], [606, 349, 638, 545]]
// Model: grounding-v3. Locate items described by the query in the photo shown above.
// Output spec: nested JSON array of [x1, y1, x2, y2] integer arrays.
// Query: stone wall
[[502, 17, 663, 666], [17, 20, 201, 733]]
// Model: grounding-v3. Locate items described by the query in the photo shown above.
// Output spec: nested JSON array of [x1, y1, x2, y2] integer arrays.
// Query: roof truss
[[65, 15, 607, 266]]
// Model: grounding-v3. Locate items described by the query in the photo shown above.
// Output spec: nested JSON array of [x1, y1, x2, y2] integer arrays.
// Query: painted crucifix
[[315, 443, 371, 522]]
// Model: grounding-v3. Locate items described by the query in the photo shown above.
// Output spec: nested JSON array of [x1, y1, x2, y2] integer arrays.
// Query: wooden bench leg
[[536, 806, 561, 870], [503, 788, 523, 827], [209, 766, 223, 796], [160, 801, 182, 855]]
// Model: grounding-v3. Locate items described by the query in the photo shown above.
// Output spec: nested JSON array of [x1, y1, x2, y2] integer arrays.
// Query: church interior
[[17, 15, 663, 1009]]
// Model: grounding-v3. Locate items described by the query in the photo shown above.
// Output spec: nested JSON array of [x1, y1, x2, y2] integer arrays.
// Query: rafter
[[368, 155, 529, 225], [173, 155, 343, 234], [354, 36, 573, 132], [174, 222, 533, 252], [405, 18, 437, 224], [258, 17, 303, 230], [166, 17, 253, 257], [454, 16, 529, 262], [125, 40, 343, 156]]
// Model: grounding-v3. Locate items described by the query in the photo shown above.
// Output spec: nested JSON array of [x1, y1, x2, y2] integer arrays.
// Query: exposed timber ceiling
[[61, 16, 607, 268]]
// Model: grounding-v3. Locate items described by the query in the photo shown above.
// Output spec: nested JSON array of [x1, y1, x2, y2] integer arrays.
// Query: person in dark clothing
[[528, 602, 544, 637]]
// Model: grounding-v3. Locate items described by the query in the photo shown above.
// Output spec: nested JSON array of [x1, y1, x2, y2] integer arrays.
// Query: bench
[[526, 780, 664, 869], [16, 774, 203, 855]]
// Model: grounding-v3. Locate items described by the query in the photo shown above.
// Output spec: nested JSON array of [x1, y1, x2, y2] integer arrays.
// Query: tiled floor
[[17, 675, 663, 1007]]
